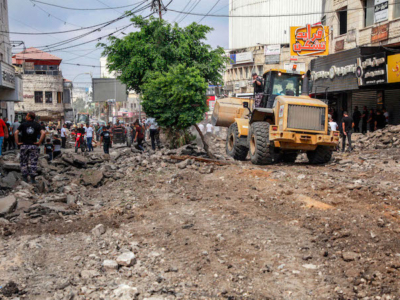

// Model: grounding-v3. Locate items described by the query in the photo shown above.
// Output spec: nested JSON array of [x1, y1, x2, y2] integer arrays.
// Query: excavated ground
[[1, 131, 400, 300]]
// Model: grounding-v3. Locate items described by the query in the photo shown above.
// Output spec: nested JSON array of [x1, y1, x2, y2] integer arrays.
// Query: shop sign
[[374, 0, 388, 23], [356, 52, 386, 86], [265, 55, 280, 64], [264, 45, 280, 56], [230, 54, 236, 65], [209, 100, 216, 112], [290, 24, 329, 57], [0, 62, 15, 89], [371, 24, 388, 43], [235, 52, 253, 64], [387, 53, 400, 83], [311, 64, 357, 81]]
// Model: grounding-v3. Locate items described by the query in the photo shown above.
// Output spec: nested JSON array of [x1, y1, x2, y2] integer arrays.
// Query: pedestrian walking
[[361, 106, 368, 134], [3, 118, 10, 152], [44, 138, 54, 161], [100, 126, 112, 154], [133, 119, 145, 151], [0, 117, 9, 158], [145, 117, 161, 150], [85, 123, 94, 152], [252, 72, 263, 107], [14, 112, 46, 183], [53, 134, 62, 159], [95, 122, 100, 141], [61, 124, 67, 148], [329, 117, 339, 151], [352, 106, 361, 133], [341, 111, 354, 153]]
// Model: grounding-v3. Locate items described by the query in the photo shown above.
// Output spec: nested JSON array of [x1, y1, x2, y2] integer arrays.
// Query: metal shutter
[[384, 90, 400, 125], [351, 91, 377, 113]]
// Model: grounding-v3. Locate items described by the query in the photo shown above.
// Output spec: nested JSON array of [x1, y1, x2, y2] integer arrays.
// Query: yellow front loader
[[213, 70, 339, 165]]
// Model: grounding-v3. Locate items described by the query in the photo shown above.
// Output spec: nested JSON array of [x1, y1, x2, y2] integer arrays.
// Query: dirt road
[[1, 138, 400, 299]]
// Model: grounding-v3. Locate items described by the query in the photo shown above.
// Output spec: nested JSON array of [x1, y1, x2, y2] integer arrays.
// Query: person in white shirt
[[329, 117, 338, 132], [145, 117, 161, 150], [85, 124, 94, 152], [61, 124, 67, 148], [383, 109, 389, 124]]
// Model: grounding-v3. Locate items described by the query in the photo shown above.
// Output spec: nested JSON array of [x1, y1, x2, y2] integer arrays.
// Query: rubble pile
[[0, 142, 226, 229], [355, 124, 400, 150]]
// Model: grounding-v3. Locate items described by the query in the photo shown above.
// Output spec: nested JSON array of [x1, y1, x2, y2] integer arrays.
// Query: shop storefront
[[310, 47, 400, 125]]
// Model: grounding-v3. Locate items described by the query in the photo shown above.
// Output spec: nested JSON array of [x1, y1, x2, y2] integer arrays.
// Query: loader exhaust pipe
[[301, 70, 312, 96]]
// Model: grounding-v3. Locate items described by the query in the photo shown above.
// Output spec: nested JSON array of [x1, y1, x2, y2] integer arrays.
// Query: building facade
[[309, 0, 400, 125], [13, 48, 72, 123], [0, 0, 23, 121], [225, 0, 324, 95]]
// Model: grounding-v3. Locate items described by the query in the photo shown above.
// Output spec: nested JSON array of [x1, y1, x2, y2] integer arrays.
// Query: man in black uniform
[[252, 72, 263, 107], [14, 112, 46, 183], [341, 111, 354, 153], [100, 126, 112, 154]]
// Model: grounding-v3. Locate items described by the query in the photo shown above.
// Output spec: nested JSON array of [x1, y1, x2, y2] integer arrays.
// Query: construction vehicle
[[75, 113, 90, 125], [212, 69, 339, 165]]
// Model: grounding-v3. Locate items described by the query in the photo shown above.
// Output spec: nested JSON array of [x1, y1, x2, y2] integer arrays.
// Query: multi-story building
[[224, 0, 324, 95], [96, 56, 143, 123], [309, 0, 400, 124], [0, 0, 23, 121], [12, 48, 72, 123]]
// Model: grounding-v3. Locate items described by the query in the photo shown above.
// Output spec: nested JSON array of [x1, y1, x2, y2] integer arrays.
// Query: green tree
[[100, 16, 227, 93], [100, 16, 228, 157]]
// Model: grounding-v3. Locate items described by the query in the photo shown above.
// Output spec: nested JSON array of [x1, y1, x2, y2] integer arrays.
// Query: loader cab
[[261, 70, 304, 108]]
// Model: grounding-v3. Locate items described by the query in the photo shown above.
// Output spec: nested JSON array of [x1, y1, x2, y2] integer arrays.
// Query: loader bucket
[[211, 97, 253, 128]]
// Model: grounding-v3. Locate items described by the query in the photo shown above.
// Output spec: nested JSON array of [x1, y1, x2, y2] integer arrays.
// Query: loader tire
[[249, 122, 273, 165], [281, 152, 298, 163], [307, 146, 332, 164], [226, 123, 248, 161]]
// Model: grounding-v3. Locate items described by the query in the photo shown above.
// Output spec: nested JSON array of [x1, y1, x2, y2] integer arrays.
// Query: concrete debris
[[0, 195, 17, 216], [91, 224, 106, 236], [116, 251, 136, 267]]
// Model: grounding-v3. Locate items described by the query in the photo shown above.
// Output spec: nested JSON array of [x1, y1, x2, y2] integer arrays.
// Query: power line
[[26, 2, 150, 51], [199, 0, 222, 23], [169, 1, 400, 18], [30, 0, 142, 11], [28, 0, 82, 28], [173, 0, 193, 22], [96, 0, 124, 14], [178, 0, 202, 24]]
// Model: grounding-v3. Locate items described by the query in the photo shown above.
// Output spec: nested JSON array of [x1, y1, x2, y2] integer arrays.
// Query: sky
[[8, 0, 229, 89]]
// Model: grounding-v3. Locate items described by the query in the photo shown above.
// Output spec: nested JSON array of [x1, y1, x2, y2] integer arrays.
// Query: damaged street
[[1, 127, 400, 300]]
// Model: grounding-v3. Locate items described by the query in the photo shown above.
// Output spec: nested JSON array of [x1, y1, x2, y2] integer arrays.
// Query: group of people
[[329, 106, 390, 153], [0, 117, 21, 154]]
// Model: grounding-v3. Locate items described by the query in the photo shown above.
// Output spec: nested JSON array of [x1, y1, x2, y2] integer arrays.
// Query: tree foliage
[[141, 64, 208, 130], [73, 98, 86, 113], [100, 16, 228, 94]]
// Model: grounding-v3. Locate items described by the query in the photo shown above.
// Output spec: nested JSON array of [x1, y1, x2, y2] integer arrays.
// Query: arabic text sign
[[290, 24, 329, 56], [374, 0, 388, 23], [264, 45, 281, 56], [371, 24, 388, 43], [387, 53, 400, 84], [235, 52, 253, 64], [356, 53, 387, 86]]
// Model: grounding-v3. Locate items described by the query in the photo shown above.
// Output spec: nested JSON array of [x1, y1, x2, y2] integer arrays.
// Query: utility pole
[[151, 0, 163, 20]]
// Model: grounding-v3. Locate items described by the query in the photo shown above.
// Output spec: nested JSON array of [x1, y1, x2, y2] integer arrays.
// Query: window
[[239, 68, 243, 79], [364, 0, 374, 27], [57, 92, 62, 104], [45, 91, 53, 104], [258, 65, 263, 76], [272, 74, 302, 96], [321, 15, 326, 25], [34, 91, 43, 103], [338, 8, 347, 35], [395, 1, 400, 19]]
